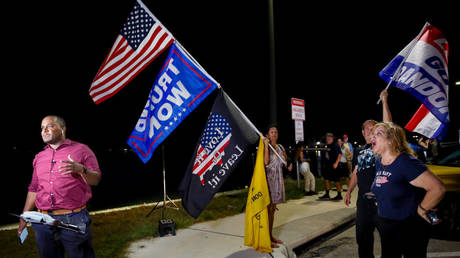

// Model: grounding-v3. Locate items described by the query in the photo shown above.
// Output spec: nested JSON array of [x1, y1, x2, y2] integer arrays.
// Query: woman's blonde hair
[[372, 122, 414, 156]]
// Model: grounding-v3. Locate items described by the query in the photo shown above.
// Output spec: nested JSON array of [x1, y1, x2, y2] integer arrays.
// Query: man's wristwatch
[[82, 166, 88, 175]]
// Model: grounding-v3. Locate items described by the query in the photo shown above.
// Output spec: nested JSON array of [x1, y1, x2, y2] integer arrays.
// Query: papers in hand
[[19, 211, 86, 234], [21, 211, 55, 225], [18, 227, 28, 244]]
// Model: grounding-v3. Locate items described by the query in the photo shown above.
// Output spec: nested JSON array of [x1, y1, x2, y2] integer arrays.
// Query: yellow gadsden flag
[[244, 136, 272, 253]]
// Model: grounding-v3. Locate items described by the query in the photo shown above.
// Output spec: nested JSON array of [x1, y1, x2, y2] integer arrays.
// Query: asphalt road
[[296, 224, 460, 258]]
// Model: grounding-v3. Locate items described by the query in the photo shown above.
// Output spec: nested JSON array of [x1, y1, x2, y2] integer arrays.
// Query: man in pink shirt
[[18, 115, 101, 258]]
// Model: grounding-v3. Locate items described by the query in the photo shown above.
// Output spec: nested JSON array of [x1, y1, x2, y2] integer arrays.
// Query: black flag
[[179, 89, 259, 218]]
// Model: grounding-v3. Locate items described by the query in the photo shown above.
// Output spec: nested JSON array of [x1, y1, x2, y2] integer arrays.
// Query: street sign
[[295, 120, 304, 142], [291, 97, 305, 188], [291, 98, 305, 121]]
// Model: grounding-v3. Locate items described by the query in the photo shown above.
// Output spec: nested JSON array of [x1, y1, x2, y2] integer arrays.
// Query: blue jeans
[[32, 209, 94, 258]]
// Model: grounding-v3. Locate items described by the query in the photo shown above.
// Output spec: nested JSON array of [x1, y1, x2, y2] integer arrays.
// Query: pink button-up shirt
[[28, 139, 101, 210]]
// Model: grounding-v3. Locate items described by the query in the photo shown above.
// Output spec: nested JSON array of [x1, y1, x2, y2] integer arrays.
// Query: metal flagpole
[[225, 90, 287, 165], [268, 0, 277, 124], [377, 22, 430, 104], [144, 144, 179, 237], [146, 144, 179, 218]]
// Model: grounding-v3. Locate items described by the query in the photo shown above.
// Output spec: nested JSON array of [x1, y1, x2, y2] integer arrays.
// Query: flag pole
[[224, 91, 287, 165], [268, 0, 278, 125], [377, 22, 430, 104], [146, 144, 179, 219], [175, 41, 220, 88]]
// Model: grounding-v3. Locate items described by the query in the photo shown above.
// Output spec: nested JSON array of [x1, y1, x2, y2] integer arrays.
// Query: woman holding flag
[[370, 122, 445, 257], [263, 125, 291, 248]]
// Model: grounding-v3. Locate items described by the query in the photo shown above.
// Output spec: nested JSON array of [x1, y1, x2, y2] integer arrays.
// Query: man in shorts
[[319, 133, 343, 201]]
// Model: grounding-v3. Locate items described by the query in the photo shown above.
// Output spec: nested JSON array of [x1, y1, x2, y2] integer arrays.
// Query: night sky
[[3, 1, 460, 217]]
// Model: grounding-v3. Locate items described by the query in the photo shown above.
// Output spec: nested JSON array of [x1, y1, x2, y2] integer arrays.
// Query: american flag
[[193, 114, 232, 185], [89, 0, 174, 104]]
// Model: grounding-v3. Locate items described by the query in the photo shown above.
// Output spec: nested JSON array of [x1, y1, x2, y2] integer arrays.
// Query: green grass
[[0, 178, 328, 258], [284, 177, 326, 200]]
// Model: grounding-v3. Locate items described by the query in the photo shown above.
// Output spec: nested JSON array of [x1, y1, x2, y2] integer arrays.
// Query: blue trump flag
[[128, 42, 218, 163]]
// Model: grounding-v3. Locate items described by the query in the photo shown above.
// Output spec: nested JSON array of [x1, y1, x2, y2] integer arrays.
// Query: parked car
[[428, 143, 460, 241]]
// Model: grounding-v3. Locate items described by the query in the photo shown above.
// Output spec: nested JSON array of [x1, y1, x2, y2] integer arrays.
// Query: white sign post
[[291, 98, 305, 188], [291, 98, 305, 121], [291, 98, 305, 143], [295, 120, 304, 142]]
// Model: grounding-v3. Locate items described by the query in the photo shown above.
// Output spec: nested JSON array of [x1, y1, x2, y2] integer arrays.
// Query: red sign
[[291, 98, 305, 121]]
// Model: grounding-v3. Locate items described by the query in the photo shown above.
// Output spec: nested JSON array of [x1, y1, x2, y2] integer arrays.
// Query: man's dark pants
[[32, 209, 94, 258], [356, 195, 378, 258]]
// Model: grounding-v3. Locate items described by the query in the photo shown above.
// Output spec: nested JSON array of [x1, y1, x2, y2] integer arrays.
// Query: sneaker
[[309, 191, 318, 195], [331, 194, 343, 201], [318, 193, 330, 200]]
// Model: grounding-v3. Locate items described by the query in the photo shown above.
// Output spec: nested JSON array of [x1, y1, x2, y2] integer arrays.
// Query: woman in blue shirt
[[370, 122, 445, 258]]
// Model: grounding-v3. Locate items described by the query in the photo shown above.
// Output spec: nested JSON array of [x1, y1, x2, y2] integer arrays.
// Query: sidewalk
[[127, 190, 357, 258]]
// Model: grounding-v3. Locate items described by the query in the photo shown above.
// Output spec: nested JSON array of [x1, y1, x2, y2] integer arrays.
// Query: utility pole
[[268, 0, 277, 125]]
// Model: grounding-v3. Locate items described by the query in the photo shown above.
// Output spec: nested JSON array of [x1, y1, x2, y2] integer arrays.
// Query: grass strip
[[0, 178, 327, 257]]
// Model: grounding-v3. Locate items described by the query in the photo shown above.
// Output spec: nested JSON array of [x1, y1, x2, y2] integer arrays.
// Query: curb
[[290, 208, 356, 250], [273, 207, 357, 251]]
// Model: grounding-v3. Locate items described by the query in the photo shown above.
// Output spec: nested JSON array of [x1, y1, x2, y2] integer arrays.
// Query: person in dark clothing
[[346, 119, 379, 258], [318, 133, 343, 201], [343, 90, 392, 258]]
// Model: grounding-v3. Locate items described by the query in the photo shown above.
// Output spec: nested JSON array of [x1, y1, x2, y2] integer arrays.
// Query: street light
[[456, 81, 460, 86]]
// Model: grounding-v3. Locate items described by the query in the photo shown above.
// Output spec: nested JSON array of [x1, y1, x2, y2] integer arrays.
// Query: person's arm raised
[[381, 90, 392, 123]]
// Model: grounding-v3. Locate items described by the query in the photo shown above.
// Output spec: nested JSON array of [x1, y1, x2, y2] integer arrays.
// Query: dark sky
[[3, 1, 460, 222], [4, 1, 460, 152]]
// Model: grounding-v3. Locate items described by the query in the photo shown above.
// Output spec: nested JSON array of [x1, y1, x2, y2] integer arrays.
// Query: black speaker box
[[158, 219, 176, 237]]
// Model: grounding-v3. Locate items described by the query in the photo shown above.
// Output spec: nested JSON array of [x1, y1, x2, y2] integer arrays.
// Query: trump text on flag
[[128, 43, 218, 163]]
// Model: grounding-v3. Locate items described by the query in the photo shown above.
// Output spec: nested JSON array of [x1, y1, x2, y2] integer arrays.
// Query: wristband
[[418, 204, 428, 213]]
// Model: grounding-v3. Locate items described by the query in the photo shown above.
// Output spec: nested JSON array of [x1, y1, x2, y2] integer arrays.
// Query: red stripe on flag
[[100, 38, 129, 73], [194, 139, 230, 179], [90, 30, 171, 102], [168, 48, 213, 107], [189, 84, 212, 107], [95, 26, 162, 84], [129, 135, 145, 141], [93, 42, 132, 83], [130, 131, 163, 157], [91, 26, 162, 92], [91, 37, 173, 104], [91, 37, 126, 85], [405, 104, 430, 131], [193, 146, 205, 169]]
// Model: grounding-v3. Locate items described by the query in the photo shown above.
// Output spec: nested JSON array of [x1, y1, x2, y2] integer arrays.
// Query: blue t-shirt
[[371, 153, 427, 220]]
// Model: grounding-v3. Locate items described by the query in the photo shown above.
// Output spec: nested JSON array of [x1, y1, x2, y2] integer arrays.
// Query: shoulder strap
[[277, 144, 285, 152]]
